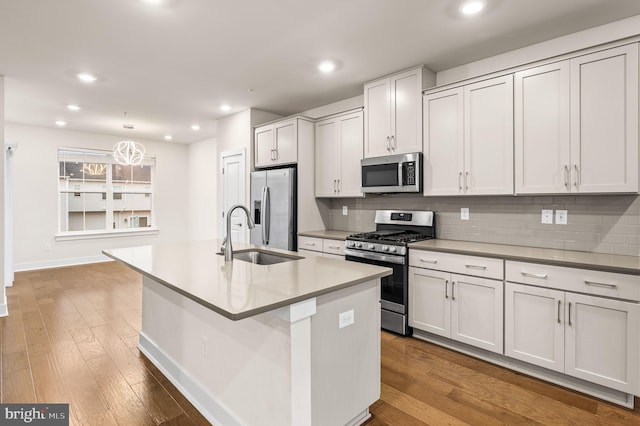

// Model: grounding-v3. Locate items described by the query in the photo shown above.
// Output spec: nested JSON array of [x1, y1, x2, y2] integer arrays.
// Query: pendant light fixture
[[113, 112, 146, 165]]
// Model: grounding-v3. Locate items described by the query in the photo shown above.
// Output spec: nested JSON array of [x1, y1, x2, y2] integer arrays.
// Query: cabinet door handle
[[386, 136, 391, 151], [564, 165, 569, 188], [458, 172, 463, 191], [584, 280, 617, 289], [274, 148, 278, 161], [568, 302, 572, 326], [521, 271, 548, 279], [465, 171, 470, 191], [557, 300, 561, 324], [465, 264, 487, 270], [333, 179, 337, 192], [419, 258, 438, 264], [445, 280, 449, 299], [391, 135, 396, 151], [337, 179, 341, 192], [451, 281, 456, 301], [573, 164, 579, 188]]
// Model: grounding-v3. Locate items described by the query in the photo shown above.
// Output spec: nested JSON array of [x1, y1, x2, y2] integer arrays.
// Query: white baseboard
[[0, 295, 7, 317], [14, 255, 114, 272]]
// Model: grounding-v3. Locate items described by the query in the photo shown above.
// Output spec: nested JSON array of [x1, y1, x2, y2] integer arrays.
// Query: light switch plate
[[339, 309, 354, 329], [342, 206, 348, 216], [556, 210, 568, 225], [460, 208, 469, 220], [541, 209, 553, 224]]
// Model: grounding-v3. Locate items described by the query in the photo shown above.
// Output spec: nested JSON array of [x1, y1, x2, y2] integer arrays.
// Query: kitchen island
[[103, 240, 391, 426]]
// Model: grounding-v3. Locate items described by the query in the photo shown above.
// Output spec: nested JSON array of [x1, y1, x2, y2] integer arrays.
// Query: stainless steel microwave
[[361, 152, 422, 194]]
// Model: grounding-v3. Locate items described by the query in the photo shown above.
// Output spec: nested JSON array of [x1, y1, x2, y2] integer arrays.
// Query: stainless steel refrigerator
[[250, 167, 297, 251]]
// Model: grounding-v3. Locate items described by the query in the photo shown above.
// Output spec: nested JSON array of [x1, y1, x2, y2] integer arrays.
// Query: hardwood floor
[[2, 262, 639, 425]]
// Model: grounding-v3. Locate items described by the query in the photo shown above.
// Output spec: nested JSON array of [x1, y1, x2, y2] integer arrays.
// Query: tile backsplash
[[325, 194, 640, 257]]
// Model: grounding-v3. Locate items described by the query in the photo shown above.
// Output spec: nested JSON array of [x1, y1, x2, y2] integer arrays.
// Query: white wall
[[301, 95, 364, 119], [5, 123, 189, 271], [187, 136, 217, 240], [1, 76, 6, 316]]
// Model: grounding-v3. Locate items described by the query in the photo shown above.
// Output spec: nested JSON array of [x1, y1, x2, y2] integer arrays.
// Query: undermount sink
[[230, 249, 302, 265]]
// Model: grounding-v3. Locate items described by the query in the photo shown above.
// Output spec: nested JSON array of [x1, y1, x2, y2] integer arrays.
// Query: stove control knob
[[368, 244, 375, 250], [381, 246, 389, 252], [355, 242, 363, 248], [389, 246, 397, 253]]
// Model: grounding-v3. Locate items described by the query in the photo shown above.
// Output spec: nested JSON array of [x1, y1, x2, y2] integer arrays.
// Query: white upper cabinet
[[364, 66, 435, 158], [423, 75, 514, 195], [515, 44, 639, 194], [254, 118, 298, 168], [515, 61, 571, 193], [570, 44, 639, 193], [315, 110, 363, 197]]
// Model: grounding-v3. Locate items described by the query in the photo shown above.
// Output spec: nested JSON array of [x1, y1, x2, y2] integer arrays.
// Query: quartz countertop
[[103, 240, 391, 320], [409, 239, 640, 275], [298, 230, 351, 240]]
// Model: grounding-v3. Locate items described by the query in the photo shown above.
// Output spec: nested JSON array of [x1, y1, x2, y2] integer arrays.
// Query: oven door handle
[[344, 249, 405, 265]]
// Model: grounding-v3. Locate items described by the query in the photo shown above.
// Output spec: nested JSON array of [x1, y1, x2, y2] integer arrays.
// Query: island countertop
[[103, 239, 391, 320]]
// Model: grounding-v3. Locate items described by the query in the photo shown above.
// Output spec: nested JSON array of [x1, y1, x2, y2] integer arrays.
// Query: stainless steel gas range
[[344, 210, 436, 335]]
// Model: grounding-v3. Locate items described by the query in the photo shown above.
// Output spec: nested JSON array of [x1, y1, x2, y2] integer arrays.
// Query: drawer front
[[322, 239, 345, 256], [506, 261, 640, 301], [298, 236, 323, 253], [409, 250, 504, 280]]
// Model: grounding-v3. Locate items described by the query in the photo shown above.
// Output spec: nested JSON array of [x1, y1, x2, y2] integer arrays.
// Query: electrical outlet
[[460, 208, 469, 220], [541, 209, 553, 224], [556, 210, 568, 225], [339, 309, 354, 329], [342, 206, 348, 216]]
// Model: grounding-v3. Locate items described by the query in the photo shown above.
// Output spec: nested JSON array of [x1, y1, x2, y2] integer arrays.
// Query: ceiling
[[1, 0, 640, 144]]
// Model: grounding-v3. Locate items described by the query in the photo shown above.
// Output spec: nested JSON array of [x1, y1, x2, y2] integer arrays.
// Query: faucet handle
[[220, 236, 228, 253]]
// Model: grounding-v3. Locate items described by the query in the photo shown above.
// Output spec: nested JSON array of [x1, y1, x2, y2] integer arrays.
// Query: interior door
[[221, 150, 246, 243]]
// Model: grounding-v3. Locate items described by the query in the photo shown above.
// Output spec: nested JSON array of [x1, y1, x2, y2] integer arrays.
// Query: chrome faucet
[[221, 204, 255, 261]]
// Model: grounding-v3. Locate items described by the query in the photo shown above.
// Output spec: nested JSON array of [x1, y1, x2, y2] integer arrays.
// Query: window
[[58, 148, 155, 235]]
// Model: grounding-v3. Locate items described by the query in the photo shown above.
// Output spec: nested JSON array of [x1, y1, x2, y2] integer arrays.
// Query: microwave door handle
[[398, 163, 403, 186]]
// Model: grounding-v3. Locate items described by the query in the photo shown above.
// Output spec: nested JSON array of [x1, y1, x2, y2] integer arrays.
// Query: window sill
[[55, 227, 159, 242]]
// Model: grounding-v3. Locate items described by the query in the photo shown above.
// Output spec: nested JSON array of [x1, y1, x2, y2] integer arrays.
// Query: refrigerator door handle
[[263, 186, 270, 245]]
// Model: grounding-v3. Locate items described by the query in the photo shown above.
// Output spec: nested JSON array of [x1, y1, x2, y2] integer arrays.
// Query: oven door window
[[362, 163, 399, 187], [345, 254, 407, 311]]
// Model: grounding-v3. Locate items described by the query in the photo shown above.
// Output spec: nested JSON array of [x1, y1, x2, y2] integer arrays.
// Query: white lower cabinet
[[409, 251, 504, 354], [506, 266, 640, 394], [298, 236, 345, 258]]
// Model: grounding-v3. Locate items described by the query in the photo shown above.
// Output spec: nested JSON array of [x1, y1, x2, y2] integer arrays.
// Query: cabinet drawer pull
[[568, 302, 572, 326], [557, 300, 561, 324], [445, 280, 449, 299], [451, 281, 456, 301], [521, 271, 548, 279], [419, 258, 438, 264], [465, 264, 487, 270], [584, 280, 617, 289], [304, 242, 316, 247], [328, 245, 341, 250]]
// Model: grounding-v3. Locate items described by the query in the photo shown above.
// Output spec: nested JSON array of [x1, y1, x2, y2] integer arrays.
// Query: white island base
[[138, 275, 381, 426]]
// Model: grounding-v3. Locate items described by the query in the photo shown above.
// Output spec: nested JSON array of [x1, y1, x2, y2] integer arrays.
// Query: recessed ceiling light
[[67, 104, 81, 111], [460, 0, 485, 15], [318, 60, 336, 73], [76, 73, 97, 83], [220, 104, 231, 112], [164, 135, 173, 140], [191, 124, 200, 131], [55, 120, 67, 126]]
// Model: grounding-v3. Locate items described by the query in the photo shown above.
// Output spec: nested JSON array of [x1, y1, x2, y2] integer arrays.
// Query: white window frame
[[55, 147, 158, 241]]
